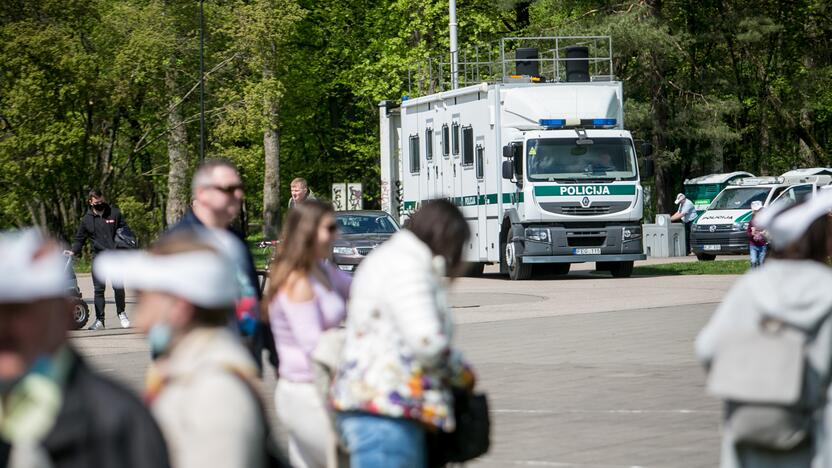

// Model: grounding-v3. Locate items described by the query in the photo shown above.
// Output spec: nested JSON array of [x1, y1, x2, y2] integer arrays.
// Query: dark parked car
[[332, 210, 399, 272]]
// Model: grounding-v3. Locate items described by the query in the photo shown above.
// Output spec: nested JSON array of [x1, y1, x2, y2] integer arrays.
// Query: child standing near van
[[747, 201, 767, 268]]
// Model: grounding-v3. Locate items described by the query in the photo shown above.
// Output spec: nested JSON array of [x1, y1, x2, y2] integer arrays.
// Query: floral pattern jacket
[[330, 230, 474, 432]]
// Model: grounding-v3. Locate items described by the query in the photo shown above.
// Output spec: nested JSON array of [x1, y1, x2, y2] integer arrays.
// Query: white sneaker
[[118, 313, 131, 329], [88, 320, 105, 331]]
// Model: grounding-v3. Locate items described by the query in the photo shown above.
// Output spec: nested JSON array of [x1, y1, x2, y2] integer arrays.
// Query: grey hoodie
[[696, 259, 832, 468]]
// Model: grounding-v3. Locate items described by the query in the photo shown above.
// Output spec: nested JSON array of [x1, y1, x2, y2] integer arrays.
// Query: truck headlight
[[732, 222, 749, 231], [623, 226, 642, 240], [333, 246, 356, 255], [526, 228, 550, 243]]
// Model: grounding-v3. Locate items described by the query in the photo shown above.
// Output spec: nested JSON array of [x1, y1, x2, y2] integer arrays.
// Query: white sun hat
[[0, 229, 71, 303], [674, 193, 686, 205], [755, 190, 832, 248], [93, 246, 237, 308]]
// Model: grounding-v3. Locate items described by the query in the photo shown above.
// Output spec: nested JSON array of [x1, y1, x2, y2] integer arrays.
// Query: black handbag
[[114, 226, 138, 249], [427, 389, 491, 467]]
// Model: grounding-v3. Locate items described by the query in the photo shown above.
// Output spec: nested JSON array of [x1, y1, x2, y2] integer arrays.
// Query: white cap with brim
[[93, 250, 237, 308], [675, 193, 686, 205], [755, 190, 832, 248], [0, 229, 71, 303]]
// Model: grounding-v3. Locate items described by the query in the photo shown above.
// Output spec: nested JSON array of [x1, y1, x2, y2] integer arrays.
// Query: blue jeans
[[336, 412, 426, 468], [750, 244, 767, 268]]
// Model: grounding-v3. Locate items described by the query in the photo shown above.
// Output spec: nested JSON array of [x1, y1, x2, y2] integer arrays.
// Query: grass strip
[[633, 259, 749, 276]]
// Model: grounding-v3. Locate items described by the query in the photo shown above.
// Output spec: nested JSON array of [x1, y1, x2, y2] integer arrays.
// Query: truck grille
[[567, 231, 606, 247], [561, 206, 611, 215], [539, 201, 631, 216]]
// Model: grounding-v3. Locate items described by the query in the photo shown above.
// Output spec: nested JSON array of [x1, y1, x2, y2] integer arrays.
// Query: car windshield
[[526, 137, 637, 181], [336, 213, 398, 235], [709, 187, 771, 210]]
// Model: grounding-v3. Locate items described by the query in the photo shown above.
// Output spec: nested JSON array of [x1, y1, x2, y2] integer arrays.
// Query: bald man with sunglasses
[[166, 159, 277, 375]]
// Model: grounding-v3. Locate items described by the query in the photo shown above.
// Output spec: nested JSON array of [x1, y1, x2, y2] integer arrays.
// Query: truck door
[[475, 139, 488, 260]]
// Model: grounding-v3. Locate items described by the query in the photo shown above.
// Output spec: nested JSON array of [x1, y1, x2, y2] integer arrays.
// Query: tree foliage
[[1, 0, 831, 241]]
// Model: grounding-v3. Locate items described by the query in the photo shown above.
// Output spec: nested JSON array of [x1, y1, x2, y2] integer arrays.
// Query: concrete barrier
[[643, 214, 686, 257]]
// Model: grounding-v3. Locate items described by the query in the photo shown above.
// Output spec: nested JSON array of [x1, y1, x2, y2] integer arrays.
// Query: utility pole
[[449, 0, 458, 89], [199, 0, 205, 161]]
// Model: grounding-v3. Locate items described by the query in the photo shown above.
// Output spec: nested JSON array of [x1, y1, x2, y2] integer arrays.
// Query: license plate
[[574, 248, 601, 255], [703, 245, 721, 251]]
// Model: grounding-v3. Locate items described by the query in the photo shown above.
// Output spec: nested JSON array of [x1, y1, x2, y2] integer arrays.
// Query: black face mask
[[92, 202, 106, 211]]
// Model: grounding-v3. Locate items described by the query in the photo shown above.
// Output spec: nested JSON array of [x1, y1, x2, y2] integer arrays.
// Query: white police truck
[[379, 37, 654, 280]]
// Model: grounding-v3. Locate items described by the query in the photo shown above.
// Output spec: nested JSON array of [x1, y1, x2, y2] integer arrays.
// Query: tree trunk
[[165, 68, 190, 226], [262, 65, 281, 239], [646, 0, 671, 214]]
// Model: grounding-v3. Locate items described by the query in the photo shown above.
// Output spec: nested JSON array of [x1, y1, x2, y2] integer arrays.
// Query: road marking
[[480, 459, 645, 467], [492, 408, 718, 415]]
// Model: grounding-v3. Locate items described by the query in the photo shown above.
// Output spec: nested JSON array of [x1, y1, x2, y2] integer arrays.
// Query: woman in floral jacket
[[331, 200, 475, 468]]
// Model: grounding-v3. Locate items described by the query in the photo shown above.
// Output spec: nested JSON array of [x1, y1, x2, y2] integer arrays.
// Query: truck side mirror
[[502, 160, 514, 180], [642, 159, 655, 178], [502, 145, 513, 158], [641, 142, 654, 157]]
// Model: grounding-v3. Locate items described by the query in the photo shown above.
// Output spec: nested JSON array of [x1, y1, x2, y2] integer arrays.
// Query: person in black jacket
[[0, 229, 170, 468], [65, 189, 130, 330]]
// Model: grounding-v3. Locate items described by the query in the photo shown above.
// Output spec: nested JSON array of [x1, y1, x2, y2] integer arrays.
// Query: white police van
[[691, 174, 831, 260]]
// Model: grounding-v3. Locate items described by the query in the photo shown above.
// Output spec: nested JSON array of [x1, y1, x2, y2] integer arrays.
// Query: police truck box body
[[379, 37, 653, 280]]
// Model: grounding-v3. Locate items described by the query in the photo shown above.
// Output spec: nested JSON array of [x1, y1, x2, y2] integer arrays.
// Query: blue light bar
[[591, 118, 616, 126], [539, 119, 566, 127]]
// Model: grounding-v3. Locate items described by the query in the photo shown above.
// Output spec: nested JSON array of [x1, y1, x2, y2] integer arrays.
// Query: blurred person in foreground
[[265, 200, 350, 468], [0, 229, 169, 468], [696, 192, 832, 467], [95, 230, 287, 468], [167, 159, 276, 374], [331, 199, 476, 468], [747, 200, 768, 268]]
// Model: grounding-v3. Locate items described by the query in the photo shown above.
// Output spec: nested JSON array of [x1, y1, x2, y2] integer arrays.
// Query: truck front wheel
[[504, 240, 533, 281], [609, 261, 634, 278]]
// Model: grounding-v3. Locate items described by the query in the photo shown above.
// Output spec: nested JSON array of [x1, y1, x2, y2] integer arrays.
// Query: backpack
[[707, 316, 827, 450], [114, 226, 138, 249]]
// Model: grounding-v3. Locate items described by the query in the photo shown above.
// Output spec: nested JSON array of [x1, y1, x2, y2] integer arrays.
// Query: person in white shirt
[[671, 193, 697, 255]]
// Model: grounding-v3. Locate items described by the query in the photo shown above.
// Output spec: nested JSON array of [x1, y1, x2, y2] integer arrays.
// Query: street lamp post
[[199, 0, 205, 161]]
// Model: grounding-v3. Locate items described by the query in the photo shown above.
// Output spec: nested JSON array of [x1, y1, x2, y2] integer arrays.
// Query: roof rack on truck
[[405, 36, 615, 96]]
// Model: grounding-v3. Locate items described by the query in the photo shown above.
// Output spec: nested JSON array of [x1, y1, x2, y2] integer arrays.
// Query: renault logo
[[580, 197, 591, 208], [709, 225, 716, 233]]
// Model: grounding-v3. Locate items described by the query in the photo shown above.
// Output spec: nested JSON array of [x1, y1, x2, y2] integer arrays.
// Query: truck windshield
[[526, 138, 637, 182], [709, 187, 771, 210]]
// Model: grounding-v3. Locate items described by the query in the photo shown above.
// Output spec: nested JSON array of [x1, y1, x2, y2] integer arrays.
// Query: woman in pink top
[[264, 200, 350, 468]]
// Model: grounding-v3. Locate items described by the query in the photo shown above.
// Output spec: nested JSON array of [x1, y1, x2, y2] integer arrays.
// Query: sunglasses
[[207, 184, 244, 195]]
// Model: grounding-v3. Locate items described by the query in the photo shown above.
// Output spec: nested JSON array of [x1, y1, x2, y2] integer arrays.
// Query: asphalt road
[[70, 266, 737, 468]]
